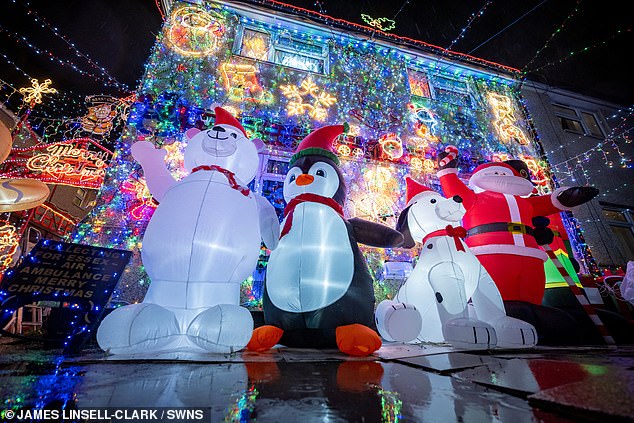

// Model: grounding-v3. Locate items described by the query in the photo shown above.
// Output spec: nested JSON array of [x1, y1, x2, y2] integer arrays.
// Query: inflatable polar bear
[[97, 107, 279, 354], [375, 177, 537, 349]]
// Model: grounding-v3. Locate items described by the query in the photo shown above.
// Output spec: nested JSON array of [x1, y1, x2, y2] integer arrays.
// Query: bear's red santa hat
[[405, 176, 435, 207], [215, 106, 248, 138]]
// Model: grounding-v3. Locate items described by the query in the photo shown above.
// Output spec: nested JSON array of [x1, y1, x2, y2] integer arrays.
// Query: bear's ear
[[396, 205, 416, 249], [252, 138, 265, 152], [185, 128, 201, 140]]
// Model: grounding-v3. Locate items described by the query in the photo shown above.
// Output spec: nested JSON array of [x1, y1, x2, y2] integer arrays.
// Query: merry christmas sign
[[0, 138, 112, 189]]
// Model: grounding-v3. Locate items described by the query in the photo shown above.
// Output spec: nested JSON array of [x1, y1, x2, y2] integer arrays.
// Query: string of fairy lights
[[520, 0, 583, 77]]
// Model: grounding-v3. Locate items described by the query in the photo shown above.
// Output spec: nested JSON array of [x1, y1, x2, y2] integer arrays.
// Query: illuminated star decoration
[[280, 77, 337, 121], [18, 78, 57, 105], [361, 14, 396, 32]]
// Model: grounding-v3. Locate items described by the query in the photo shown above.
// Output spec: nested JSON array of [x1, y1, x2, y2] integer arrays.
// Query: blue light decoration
[[71, 1, 581, 307]]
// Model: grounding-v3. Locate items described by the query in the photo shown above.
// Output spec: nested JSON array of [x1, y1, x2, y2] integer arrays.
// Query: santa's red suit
[[438, 166, 572, 304]]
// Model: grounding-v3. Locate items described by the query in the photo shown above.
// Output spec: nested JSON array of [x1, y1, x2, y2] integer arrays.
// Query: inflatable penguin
[[97, 107, 279, 354], [437, 145, 598, 305], [247, 124, 403, 356]]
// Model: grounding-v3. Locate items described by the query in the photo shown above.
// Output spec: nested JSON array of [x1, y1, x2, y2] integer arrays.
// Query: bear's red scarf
[[280, 193, 344, 239]]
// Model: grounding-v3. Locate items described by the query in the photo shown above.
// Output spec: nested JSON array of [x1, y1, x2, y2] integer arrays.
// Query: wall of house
[[521, 83, 634, 269]]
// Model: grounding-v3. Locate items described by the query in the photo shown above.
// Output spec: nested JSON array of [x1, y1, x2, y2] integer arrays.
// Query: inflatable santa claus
[[437, 146, 598, 305]]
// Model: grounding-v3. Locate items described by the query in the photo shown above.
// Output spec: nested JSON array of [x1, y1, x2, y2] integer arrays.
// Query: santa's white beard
[[470, 175, 534, 196]]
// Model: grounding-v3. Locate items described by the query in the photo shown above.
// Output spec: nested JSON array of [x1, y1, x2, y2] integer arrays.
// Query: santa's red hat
[[215, 107, 248, 138], [405, 176, 435, 206], [290, 124, 344, 166], [471, 162, 520, 178]]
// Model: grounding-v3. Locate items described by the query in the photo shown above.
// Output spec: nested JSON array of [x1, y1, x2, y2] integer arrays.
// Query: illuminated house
[[73, 0, 581, 306]]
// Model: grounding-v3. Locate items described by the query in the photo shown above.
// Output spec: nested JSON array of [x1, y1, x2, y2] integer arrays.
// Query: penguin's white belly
[[266, 202, 354, 313], [142, 174, 261, 284]]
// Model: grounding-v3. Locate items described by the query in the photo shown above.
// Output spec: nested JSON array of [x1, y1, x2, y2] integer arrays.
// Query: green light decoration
[[361, 14, 396, 32]]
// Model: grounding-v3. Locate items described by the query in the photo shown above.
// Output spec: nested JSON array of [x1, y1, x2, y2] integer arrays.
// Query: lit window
[[265, 159, 290, 175], [238, 28, 271, 61], [235, 24, 328, 74], [407, 70, 475, 108], [407, 68, 431, 98], [272, 33, 328, 73]]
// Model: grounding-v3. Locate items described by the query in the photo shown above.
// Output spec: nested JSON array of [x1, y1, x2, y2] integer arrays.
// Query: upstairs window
[[407, 68, 475, 108], [235, 24, 329, 74], [407, 68, 431, 98], [238, 28, 271, 61], [552, 104, 605, 138]]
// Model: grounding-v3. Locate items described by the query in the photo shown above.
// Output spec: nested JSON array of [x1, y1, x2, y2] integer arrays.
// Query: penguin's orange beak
[[295, 174, 314, 186]]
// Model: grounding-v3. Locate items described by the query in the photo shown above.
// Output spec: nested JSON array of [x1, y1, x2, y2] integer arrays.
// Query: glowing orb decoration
[[280, 77, 337, 121], [378, 133, 403, 160], [167, 6, 225, 57], [347, 166, 401, 226], [0, 221, 19, 272], [487, 92, 530, 145], [19, 78, 57, 105]]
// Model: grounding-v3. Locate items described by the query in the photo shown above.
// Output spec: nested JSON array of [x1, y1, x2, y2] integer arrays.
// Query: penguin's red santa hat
[[290, 124, 345, 166], [405, 176, 436, 207], [214, 106, 248, 138]]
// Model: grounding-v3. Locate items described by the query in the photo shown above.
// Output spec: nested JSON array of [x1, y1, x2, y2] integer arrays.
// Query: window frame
[[601, 203, 634, 261], [406, 66, 477, 108], [234, 24, 329, 74], [551, 103, 606, 138]]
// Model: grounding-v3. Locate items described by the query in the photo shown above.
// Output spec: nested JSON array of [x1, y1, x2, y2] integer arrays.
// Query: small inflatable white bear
[[97, 107, 279, 354], [375, 177, 537, 349]]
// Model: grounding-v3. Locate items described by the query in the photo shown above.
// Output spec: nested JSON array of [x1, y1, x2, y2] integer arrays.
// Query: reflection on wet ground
[[1, 337, 633, 422]]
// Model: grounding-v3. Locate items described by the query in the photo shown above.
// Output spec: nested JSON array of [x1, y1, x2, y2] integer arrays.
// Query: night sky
[[0, 0, 631, 115]]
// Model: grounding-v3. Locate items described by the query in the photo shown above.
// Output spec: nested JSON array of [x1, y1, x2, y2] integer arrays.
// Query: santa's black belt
[[466, 222, 534, 237]]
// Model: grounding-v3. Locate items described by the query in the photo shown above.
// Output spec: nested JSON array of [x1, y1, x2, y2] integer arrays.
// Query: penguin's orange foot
[[247, 325, 284, 352], [336, 324, 382, 357]]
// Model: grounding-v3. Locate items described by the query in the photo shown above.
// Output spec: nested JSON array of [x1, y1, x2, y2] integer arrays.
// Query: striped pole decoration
[[543, 244, 615, 345]]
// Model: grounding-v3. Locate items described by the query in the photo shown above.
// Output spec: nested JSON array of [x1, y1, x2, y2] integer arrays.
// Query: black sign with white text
[[0, 239, 131, 351]]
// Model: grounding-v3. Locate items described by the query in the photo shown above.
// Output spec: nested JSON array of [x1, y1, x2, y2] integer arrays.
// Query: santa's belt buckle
[[507, 223, 526, 234]]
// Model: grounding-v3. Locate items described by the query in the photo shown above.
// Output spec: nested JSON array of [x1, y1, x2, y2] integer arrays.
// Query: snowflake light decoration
[[280, 77, 337, 121], [19, 78, 57, 105]]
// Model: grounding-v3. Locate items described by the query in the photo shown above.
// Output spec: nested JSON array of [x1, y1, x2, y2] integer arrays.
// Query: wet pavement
[[1, 336, 633, 422]]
